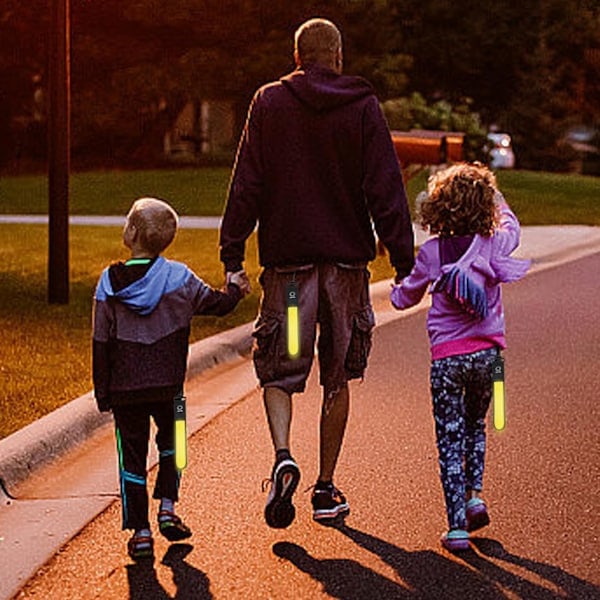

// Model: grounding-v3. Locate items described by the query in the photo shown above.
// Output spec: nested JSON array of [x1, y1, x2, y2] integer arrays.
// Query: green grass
[[1, 166, 598, 439], [0, 167, 232, 216], [1, 167, 598, 224], [0, 224, 394, 440]]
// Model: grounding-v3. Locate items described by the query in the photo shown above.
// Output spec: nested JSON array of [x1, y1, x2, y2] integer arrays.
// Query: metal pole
[[48, 0, 70, 304]]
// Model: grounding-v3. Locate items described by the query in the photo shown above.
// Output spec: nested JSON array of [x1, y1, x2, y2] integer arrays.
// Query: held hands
[[226, 269, 251, 296]]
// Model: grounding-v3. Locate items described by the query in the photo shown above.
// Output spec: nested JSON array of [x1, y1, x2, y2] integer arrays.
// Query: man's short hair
[[294, 18, 342, 67], [126, 197, 179, 255]]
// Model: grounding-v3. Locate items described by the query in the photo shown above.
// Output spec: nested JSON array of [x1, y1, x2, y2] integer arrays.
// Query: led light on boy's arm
[[287, 280, 300, 359], [492, 355, 505, 431], [174, 394, 187, 470]]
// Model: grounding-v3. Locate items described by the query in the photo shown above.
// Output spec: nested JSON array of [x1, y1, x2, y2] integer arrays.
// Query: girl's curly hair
[[418, 162, 499, 237]]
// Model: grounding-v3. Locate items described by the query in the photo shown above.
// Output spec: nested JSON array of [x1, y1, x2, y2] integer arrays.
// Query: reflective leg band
[[287, 280, 300, 359], [174, 394, 187, 471], [492, 355, 505, 431]]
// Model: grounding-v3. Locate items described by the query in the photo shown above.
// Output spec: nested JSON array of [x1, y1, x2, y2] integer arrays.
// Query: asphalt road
[[16, 253, 600, 600]]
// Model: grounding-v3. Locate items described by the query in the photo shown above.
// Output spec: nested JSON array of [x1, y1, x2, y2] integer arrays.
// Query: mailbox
[[391, 129, 464, 174]]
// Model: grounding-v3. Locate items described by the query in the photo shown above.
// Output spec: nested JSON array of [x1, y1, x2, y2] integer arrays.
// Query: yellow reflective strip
[[287, 305, 300, 358], [493, 380, 505, 431], [174, 419, 187, 470]]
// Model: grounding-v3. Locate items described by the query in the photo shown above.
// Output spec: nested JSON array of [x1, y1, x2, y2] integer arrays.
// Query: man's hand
[[227, 269, 251, 295]]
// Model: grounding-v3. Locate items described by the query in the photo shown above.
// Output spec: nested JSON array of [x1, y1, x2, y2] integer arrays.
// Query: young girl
[[390, 163, 530, 552]]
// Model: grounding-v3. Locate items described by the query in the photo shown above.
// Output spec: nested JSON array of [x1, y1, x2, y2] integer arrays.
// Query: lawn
[[0, 166, 598, 439], [0, 223, 395, 440], [1, 167, 599, 225]]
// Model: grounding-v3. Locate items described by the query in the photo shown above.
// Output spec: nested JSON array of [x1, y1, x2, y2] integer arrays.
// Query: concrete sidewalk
[[1, 225, 600, 600]]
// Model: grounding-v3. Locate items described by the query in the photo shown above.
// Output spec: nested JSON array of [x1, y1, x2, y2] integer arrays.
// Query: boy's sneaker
[[264, 458, 301, 529], [311, 483, 350, 523], [128, 531, 154, 561], [158, 511, 192, 541], [466, 497, 490, 532]]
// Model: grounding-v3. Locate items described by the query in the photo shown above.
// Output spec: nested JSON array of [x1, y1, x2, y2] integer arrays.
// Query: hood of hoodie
[[280, 64, 374, 113], [96, 256, 190, 316]]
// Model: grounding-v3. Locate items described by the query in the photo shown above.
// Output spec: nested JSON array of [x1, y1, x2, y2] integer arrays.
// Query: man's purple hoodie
[[391, 198, 530, 360], [219, 64, 414, 279]]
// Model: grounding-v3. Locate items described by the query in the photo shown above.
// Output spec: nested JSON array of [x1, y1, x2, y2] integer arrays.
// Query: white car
[[487, 132, 515, 169]]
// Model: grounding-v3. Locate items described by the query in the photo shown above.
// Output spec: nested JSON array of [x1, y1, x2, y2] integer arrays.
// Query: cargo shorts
[[252, 262, 376, 396]]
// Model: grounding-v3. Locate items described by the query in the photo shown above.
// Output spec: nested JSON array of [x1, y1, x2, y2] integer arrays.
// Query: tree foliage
[[1, 0, 598, 170]]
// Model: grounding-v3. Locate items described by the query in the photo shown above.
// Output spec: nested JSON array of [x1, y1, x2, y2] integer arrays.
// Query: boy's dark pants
[[113, 401, 180, 531]]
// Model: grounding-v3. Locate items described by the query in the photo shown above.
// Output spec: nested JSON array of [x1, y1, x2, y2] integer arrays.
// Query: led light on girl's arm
[[287, 280, 300, 359], [492, 356, 505, 431], [174, 394, 187, 470]]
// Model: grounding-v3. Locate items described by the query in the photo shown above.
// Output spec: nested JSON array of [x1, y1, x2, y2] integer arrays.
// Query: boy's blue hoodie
[[92, 256, 241, 411]]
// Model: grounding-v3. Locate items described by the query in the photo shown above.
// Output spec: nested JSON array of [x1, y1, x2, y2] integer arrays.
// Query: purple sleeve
[[493, 193, 522, 256], [390, 247, 431, 309], [362, 97, 415, 279], [219, 92, 263, 273]]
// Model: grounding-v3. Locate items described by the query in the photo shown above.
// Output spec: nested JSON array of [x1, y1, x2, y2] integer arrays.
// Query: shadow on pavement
[[273, 541, 409, 599], [464, 537, 600, 600], [330, 524, 598, 600], [126, 543, 212, 600]]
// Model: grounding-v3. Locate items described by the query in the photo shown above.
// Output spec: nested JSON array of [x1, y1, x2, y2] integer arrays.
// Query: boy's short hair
[[419, 162, 498, 237], [126, 197, 179, 255]]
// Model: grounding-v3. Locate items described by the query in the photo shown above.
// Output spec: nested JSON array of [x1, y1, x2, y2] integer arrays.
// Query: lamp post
[[48, 0, 70, 304]]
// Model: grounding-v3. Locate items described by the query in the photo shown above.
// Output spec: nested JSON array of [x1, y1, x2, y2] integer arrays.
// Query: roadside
[[1, 224, 600, 599]]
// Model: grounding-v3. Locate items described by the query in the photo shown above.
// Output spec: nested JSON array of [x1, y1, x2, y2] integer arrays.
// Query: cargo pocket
[[344, 306, 376, 378], [252, 311, 282, 383]]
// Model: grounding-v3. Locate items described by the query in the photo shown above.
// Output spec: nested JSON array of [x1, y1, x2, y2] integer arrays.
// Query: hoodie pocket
[[345, 306, 375, 377], [252, 311, 283, 383]]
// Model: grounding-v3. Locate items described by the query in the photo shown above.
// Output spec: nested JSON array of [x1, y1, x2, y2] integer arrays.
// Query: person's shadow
[[333, 524, 600, 600], [273, 541, 412, 599], [465, 537, 600, 600], [126, 543, 213, 599]]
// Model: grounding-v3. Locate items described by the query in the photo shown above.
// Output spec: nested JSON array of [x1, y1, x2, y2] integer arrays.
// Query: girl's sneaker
[[441, 529, 470, 553], [466, 497, 490, 532], [128, 530, 154, 561]]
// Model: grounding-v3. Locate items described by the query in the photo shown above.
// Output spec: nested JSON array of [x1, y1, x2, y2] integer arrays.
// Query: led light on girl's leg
[[492, 356, 505, 431]]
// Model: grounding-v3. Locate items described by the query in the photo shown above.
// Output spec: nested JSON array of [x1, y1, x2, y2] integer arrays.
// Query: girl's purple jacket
[[390, 198, 531, 360]]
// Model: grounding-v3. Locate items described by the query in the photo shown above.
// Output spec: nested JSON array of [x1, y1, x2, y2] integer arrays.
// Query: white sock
[[134, 528, 152, 539], [160, 498, 174, 514]]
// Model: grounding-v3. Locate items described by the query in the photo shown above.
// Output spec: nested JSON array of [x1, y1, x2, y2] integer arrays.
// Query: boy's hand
[[227, 269, 251, 295]]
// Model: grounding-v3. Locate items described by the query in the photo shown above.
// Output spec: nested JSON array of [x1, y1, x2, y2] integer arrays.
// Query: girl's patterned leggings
[[430, 347, 498, 530]]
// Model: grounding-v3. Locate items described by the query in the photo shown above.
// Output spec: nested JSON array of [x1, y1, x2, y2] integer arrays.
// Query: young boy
[[92, 197, 248, 561]]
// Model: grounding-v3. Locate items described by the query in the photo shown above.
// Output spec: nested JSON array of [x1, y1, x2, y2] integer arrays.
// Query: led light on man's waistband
[[492, 356, 505, 431], [287, 280, 300, 359], [174, 394, 187, 470]]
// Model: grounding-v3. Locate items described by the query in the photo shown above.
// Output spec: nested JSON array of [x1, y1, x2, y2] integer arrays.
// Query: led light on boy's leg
[[492, 355, 505, 431], [287, 280, 300, 359], [174, 394, 187, 471]]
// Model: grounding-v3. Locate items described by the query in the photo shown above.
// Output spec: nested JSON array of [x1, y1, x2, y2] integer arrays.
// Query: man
[[219, 18, 414, 528]]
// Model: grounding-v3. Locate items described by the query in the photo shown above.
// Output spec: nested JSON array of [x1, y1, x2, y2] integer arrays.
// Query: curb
[[0, 321, 255, 492], [2, 225, 600, 492]]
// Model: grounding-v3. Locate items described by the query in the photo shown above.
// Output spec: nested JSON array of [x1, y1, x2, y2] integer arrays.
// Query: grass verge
[[0, 224, 394, 439]]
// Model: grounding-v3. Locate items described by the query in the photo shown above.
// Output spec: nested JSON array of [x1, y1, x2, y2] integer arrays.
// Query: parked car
[[487, 132, 515, 169]]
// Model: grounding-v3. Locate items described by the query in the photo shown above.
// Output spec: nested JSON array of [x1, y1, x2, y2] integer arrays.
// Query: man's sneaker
[[466, 497, 490, 532], [311, 483, 350, 523], [264, 458, 300, 529]]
